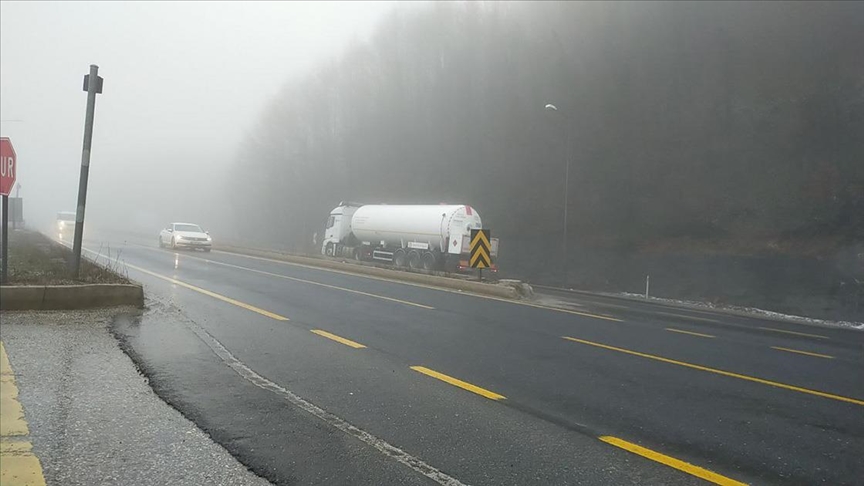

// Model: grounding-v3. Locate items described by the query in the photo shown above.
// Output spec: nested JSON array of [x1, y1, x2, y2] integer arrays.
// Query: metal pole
[[645, 275, 650, 299], [560, 120, 572, 286], [2, 195, 8, 284], [12, 184, 20, 230], [71, 64, 100, 278], [563, 128, 571, 267]]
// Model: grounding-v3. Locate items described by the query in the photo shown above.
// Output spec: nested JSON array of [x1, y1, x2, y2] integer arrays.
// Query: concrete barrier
[[0, 284, 144, 311], [214, 244, 521, 300]]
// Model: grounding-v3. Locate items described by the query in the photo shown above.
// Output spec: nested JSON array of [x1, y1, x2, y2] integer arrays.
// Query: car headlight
[[206, 236, 212, 241], [174, 234, 183, 240]]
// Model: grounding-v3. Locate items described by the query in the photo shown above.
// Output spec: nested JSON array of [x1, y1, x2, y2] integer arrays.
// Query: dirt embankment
[[499, 236, 864, 323], [4, 230, 129, 285]]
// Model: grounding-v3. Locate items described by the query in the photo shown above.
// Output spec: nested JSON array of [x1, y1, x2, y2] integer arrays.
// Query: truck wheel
[[407, 250, 422, 270], [393, 249, 407, 268], [325, 242, 335, 256], [421, 252, 436, 271]]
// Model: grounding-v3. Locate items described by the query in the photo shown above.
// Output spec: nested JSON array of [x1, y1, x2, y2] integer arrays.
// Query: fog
[[0, 1, 399, 234], [2, 1, 862, 320]]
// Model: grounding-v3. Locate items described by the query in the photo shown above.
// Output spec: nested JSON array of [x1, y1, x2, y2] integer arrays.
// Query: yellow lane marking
[[410, 366, 506, 401], [654, 311, 720, 323], [180, 253, 434, 310], [0, 440, 34, 454], [0, 345, 11, 375], [1, 342, 47, 486], [0, 440, 45, 486], [311, 330, 367, 349], [121, 260, 290, 321], [211, 250, 623, 322], [665, 328, 716, 339], [600, 436, 748, 486], [0, 344, 28, 438], [758, 327, 828, 340], [562, 337, 864, 406], [771, 347, 834, 359]]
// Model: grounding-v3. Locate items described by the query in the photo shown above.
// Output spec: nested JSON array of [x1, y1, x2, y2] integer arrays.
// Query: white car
[[159, 222, 212, 251], [56, 211, 77, 240]]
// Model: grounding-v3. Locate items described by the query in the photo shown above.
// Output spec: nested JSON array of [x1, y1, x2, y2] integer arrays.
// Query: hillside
[[225, 1, 864, 319]]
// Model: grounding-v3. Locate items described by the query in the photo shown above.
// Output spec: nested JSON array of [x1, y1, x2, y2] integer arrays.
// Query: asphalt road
[[80, 232, 863, 485], [1, 308, 270, 486]]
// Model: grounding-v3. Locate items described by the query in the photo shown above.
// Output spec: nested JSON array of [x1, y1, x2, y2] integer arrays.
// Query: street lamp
[[544, 103, 571, 281]]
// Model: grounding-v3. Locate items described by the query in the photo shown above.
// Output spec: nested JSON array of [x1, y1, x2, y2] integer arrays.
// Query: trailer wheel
[[407, 250, 422, 270], [393, 248, 407, 268], [421, 252, 436, 272]]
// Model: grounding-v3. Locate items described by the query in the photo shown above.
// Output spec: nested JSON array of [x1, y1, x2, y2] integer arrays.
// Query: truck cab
[[322, 202, 361, 256]]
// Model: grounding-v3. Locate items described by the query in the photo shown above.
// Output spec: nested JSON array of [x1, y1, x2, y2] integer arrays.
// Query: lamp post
[[544, 103, 572, 282]]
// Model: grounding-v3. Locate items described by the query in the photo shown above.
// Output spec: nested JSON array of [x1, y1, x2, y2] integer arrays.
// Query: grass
[[3, 229, 129, 285]]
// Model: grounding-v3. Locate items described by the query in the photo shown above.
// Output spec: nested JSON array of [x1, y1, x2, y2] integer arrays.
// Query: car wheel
[[203, 248, 211, 253], [171, 237, 177, 249], [158, 237, 163, 248]]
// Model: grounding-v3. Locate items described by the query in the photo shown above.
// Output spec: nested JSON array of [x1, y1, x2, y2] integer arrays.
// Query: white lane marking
[[71, 238, 465, 483], [179, 313, 467, 486]]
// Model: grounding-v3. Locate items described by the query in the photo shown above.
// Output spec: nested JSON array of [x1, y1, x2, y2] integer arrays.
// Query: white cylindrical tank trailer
[[351, 205, 482, 253], [321, 202, 492, 272]]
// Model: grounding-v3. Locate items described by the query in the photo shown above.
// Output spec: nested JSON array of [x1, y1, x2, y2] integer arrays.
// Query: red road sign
[[0, 137, 16, 196]]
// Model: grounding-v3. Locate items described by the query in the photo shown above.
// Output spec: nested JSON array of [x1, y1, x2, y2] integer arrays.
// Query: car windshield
[[174, 224, 203, 233]]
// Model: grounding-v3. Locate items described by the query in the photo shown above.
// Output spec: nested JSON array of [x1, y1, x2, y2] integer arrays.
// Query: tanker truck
[[321, 202, 498, 273]]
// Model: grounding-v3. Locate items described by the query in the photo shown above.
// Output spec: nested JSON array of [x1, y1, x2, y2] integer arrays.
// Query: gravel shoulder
[[0, 307, 271, 486]]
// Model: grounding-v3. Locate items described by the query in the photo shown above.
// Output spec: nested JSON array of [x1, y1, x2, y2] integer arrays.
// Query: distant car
[[159, 222, 212, 251], [56, 211, 76, 240]]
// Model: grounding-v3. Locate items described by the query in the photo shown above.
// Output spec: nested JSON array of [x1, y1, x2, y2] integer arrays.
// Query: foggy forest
[[224, 2, 863, 319], [2, 1, 863, 320]]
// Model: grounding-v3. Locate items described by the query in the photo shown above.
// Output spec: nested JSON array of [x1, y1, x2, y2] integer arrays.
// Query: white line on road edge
[[180, 315, 468, 486]]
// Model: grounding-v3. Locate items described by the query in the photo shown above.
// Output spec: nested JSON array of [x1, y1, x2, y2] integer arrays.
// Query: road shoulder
[[0, 308, 270, 486], [1, 340, 46, 486]]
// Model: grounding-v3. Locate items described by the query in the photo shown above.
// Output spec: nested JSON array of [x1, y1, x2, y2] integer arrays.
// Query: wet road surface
[[1, 308, 270, 486], [85, 233, 864, 485]]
